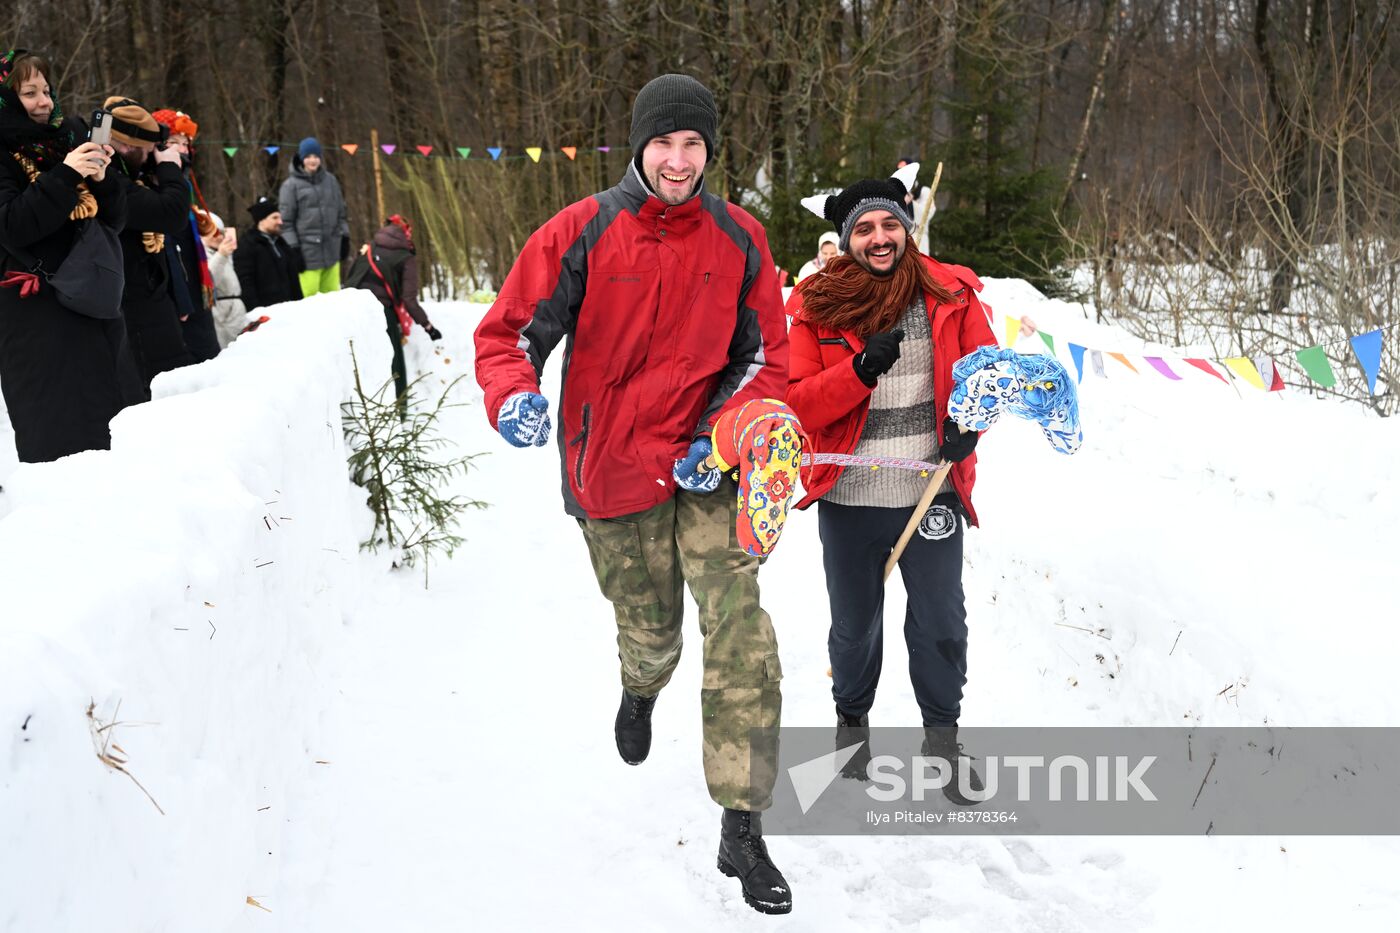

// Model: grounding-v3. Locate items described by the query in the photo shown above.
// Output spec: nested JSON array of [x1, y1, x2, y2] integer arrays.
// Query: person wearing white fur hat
[[796, 230, 841, 283], [195, 210, 247, 348]]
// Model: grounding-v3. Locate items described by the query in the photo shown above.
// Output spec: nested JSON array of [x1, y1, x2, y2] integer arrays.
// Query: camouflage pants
[[577, 479, 782, 811]]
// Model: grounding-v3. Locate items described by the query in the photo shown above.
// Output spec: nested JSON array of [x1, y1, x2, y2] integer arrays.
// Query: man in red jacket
[[474, 75, 792, 914], [785, 168, 997, 802]]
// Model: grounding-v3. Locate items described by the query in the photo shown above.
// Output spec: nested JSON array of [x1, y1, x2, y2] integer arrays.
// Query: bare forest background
[[5, 0, 1397, 410]]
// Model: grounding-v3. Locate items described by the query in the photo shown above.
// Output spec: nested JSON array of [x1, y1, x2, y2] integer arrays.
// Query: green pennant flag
[[223, 147, 238, 157], [1295, 345, 1336, 387], [1039, 331, 1055, 354], [456, 147, 471, 159]]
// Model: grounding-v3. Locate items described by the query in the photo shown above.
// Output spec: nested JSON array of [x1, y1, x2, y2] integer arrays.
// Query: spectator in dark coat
[[278, 137, 349, 297], [233, 196, 302, 312], [0, 51, 145, 462], [152, 107, 220, 362], [344, 214, 441, 403], [105, 96, 195, 388]]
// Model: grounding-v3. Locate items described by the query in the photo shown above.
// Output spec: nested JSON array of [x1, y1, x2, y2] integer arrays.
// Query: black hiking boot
[[921, 726, 985, 806], [614, 689, 657, 765], [717, 808, 792, 915], [835, 708, 871, 781]]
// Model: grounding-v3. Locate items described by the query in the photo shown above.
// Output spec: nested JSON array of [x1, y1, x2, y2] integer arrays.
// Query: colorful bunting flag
[[417, 145, 434, 157], [1223, 357, 1266, 389], [561, 146, 577, 160], [264, 146, 279, 155], [381, 144, 396, 155], [1184, 358, 1228, 383], [1039, 331, 1055, 354], [222, 147, 238, 158], [1350, 329, 1383, 395], [1253, 356, 1285, 391], [1108, 352, 1138, 374], [1004, 315, 1020, 349], [341, 143, 358, 156], [1091, 350, 1106, 378], [488, 147, 503, 161], [456, 147, 472, 159], [526, 147, 542, 163], [1068, 343, 1086, 383], [1294, 345, 1336, 387], [1144, 357, 1182, 380], [597, 146, 611, 153]]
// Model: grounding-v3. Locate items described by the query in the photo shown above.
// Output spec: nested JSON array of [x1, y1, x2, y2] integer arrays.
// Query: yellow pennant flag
[[1107, 352, 1139, 374], [1004, 315, 1020, 348], [1223, 356, 1267, 389], [525, 147, 543, 163]]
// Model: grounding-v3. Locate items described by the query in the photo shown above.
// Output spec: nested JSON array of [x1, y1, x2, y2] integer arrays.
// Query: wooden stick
[[912, 161, 944, 247], [371, 127, 386, 226], [883, 458, 954, 581]]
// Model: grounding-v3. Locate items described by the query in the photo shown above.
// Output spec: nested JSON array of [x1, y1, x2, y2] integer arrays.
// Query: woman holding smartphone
[[0, 49, 145, 463]]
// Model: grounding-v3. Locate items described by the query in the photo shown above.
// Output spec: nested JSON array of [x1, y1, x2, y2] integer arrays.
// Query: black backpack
[[344, 245, 411, 301]]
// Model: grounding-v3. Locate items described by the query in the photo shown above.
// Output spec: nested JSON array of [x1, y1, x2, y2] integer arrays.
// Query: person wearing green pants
[[278, 137, 349, 297]]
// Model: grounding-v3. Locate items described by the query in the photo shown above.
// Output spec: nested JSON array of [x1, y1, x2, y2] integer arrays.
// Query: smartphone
[[88, 110, 113, 146]]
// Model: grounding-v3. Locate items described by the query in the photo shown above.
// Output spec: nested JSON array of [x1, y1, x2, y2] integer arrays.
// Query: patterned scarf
[[0, 50, 75, 169]]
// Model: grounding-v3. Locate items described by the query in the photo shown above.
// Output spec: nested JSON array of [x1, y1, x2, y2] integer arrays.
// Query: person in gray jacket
[[278, 136, 349, 297]]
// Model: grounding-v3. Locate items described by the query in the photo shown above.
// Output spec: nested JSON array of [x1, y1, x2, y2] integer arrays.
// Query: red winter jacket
[[475, 166, 790, 520], [784, 255, 997, 523]]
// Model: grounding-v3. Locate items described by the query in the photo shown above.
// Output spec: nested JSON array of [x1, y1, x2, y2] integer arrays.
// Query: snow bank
[[0, 291, 389, 933]]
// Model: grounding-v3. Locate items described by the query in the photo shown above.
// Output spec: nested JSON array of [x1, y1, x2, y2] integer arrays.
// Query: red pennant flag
[[1184, 358, 1228, 383], [561, 146, 578, 161], [417, 145, 434, 157], [341, 143, 358, 156]]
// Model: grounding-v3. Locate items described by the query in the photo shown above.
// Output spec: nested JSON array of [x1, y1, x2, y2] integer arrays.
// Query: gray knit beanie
[[629, 74, 718, 161]]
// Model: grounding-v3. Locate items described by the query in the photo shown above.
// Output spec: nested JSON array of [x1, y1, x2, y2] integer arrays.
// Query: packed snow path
[[273, 290, 1400, 931], [3, 284, 1397, 931]]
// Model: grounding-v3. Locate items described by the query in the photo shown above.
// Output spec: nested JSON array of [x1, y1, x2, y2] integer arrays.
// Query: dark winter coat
[[116, 159, 196, 386], [278, 157, 349, 272], [232, 227, 302, 312], [474, 164, 791, 520], [166, 204, 220, 362], [784, 255, 997, 523], [351, 224, 431, 330], [0, 112, 147, 463]]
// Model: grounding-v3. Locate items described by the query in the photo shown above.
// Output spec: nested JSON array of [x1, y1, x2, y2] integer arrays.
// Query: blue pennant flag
[[264, 146, 280, 156], [1349, 329, 1384, 395], [1068, 343, 1086, 384], [487, 147, 503, 161]]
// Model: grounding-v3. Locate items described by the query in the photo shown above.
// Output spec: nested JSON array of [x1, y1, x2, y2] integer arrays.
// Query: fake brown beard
[[798, 244, 955, 337]]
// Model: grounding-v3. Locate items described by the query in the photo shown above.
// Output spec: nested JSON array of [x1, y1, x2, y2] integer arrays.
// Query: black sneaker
[[614, 689, 657, 765], [717, 808, 792, 915], [921, 727, 984, 806], [836, 708, 871, 781]]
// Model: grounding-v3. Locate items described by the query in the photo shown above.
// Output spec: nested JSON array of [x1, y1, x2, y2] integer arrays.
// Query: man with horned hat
[[785, 164, 997, 800]]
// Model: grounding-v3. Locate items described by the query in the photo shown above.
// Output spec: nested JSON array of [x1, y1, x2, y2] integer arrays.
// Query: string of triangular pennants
[[208, 141, 629, 162], [1004, 315, 1393, 396]]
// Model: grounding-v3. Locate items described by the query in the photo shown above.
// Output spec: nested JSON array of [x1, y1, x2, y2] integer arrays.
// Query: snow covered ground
[[3, 280, 1399, 931]]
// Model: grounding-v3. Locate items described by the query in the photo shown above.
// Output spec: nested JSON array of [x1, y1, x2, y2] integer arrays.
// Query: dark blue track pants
[[817, 495, 968, 727]]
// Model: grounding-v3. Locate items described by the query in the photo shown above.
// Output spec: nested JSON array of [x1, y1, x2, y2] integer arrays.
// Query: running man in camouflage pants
[[577, 477, 782, 813], [473, 74, 795, 915]]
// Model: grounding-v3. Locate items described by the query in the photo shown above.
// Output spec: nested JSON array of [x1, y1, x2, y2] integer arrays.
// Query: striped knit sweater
[[827, 296, 939, 508]]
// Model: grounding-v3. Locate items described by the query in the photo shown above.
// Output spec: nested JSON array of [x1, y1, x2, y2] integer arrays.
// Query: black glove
[[853, 328, 905, 386], [340, 235, 351, 262], [938, 417, 980, 463], [426, 324, 443, 341]]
